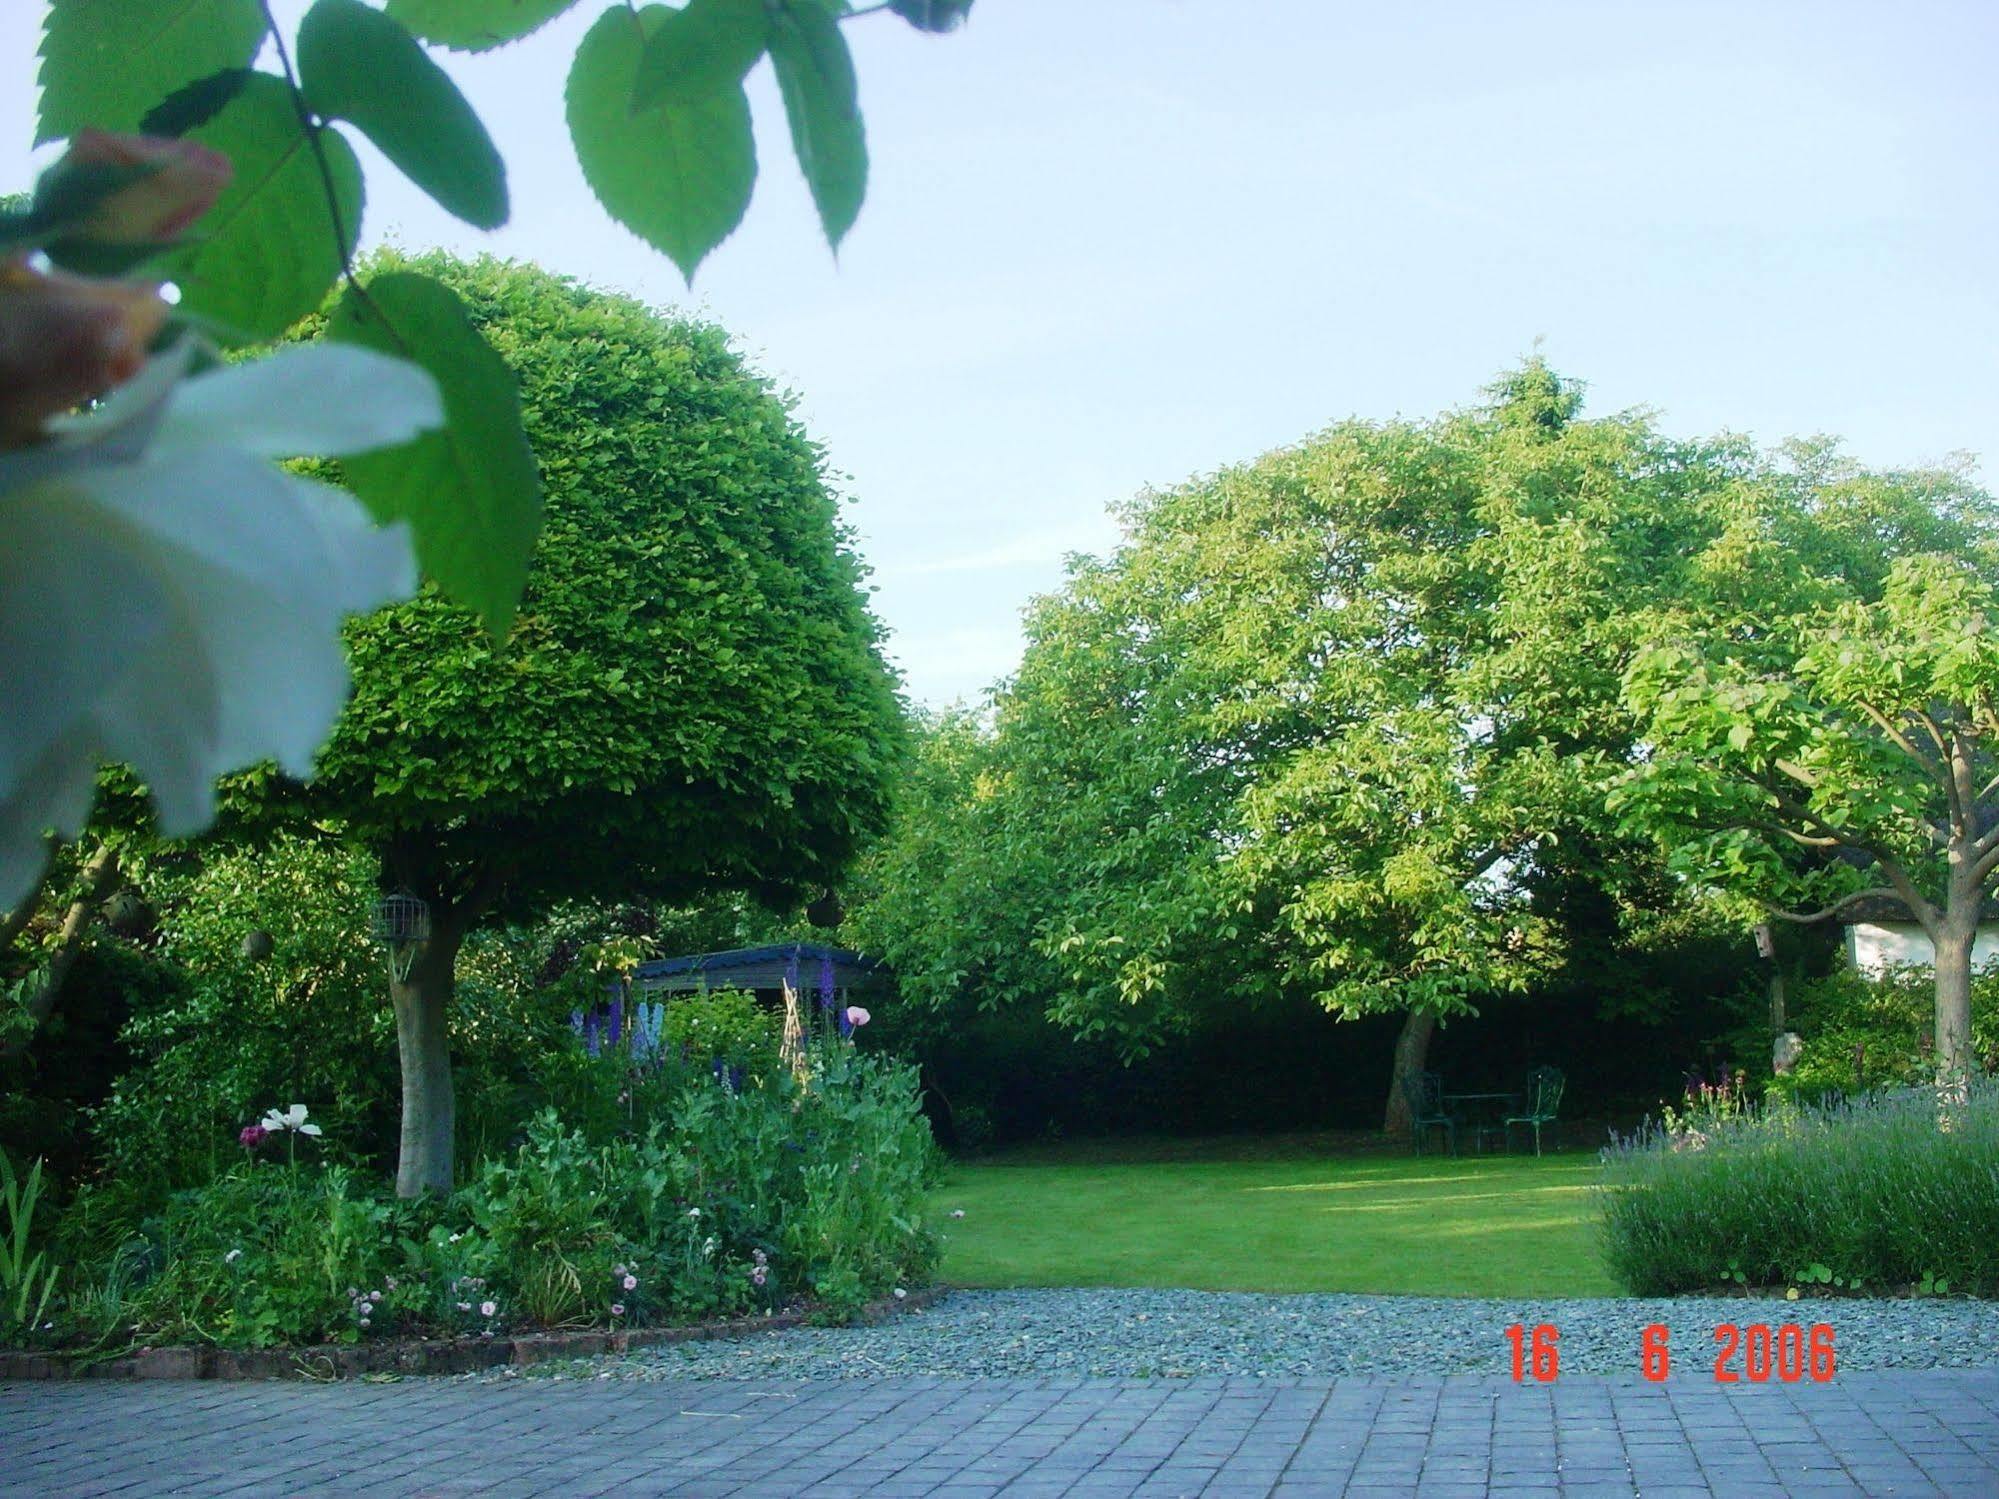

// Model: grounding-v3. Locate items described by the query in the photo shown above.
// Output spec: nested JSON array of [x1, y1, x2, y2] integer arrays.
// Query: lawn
[[934, 1135, 1616, 1298]]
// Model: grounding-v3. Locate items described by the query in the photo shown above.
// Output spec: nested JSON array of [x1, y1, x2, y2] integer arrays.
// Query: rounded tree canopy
[[268, 251, 903, 918]]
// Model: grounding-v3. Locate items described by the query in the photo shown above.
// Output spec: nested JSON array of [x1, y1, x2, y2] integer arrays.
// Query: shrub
[[94, 838, 398, 1192], [656, 987, 783, 1080], [1598, 1081, 1999, 1297], [1771, 966, 1999, 1102]]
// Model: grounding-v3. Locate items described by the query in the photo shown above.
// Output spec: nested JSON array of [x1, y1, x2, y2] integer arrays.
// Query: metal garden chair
[[1504, 1066, 1565, 1156], [1402, 1069, 1458, 1155]]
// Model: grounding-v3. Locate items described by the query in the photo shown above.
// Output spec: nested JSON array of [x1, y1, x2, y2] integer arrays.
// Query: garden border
[[0, 1286, 947, 1382]]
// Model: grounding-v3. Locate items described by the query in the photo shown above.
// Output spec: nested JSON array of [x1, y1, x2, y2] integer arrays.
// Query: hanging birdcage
[[372, 892, 431, 983], [371, 892, 431, 946]]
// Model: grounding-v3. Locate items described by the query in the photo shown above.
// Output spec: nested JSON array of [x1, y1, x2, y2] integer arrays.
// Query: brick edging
[[0, 1285, 947, 1382]]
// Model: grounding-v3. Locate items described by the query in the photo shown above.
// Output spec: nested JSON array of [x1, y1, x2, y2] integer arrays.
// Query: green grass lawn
[[934, 1136, 1616, 1298]]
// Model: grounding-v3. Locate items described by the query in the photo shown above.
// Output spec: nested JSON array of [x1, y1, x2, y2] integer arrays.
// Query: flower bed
[[0, 1286, 946, 1381], [5, 1054, 942, 1357]]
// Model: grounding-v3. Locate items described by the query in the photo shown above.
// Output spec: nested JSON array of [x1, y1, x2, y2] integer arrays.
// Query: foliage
[[1597, 1082, 1999, 1297], [50, 1052, 940, 1348], [0, 1150, 59, 1343], [92, 837, 397, 1193], [1616, 548, 1999, 1078], [28, 0, 974, 591], [1769, 966, 1999, 1102], [272, 251, 905, 922], [854, 369, 1984, 1122], [656, 988, 784, 1078]]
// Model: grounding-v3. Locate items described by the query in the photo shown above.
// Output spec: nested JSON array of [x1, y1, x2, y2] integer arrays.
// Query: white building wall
[[1846, 922, 1999, 979]]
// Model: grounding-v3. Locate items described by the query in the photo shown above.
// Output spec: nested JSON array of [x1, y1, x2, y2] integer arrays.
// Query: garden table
[[1444, 1092, 1519, 1154]]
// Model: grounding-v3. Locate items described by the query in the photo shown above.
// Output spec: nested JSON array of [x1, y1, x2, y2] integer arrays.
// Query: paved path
[[4, 1370, 1998, 1497]]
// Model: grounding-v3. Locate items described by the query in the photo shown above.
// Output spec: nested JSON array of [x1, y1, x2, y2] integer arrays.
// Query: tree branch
[[1972, 837, 1999, 889], [1856, 700, 1949, 807], [1767, 886, 1902, 925], [1873, 856, 1941, 936], [0, 837, 57, 952], [1916, 709, 1952, 761], [0, 841, 120, 1059]]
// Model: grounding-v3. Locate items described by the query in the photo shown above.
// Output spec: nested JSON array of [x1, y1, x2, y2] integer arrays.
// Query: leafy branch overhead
[[31, 0, 974, 632]]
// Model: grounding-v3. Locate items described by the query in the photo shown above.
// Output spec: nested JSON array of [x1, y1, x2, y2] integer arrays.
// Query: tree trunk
[[1382, 1006, 1437, 1137], [1932, 916, 1975, 1088], [391, 921, 464, 1197]]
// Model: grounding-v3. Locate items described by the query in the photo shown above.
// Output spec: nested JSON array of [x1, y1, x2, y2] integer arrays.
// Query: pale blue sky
[[7, 2, 1996, 705]]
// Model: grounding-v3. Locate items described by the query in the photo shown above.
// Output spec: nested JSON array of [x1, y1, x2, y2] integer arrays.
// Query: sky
[[6, 1, 1997, 706]]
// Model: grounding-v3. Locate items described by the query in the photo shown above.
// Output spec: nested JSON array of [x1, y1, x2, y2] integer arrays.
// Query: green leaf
[[567, 5, 756, 282], [160, 74, 362, 344], [887, 0, 974, 32], [327, 271, 543, 637], [770, 2, 867, 249], [139, 67, 255, 138], [631, 0, 770, 111], [36, 0, 266, 144], [385, 0, 580, 53], [298, 0, 508, 231]]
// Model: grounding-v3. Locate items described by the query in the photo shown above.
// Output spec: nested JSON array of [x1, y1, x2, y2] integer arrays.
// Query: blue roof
[[629, 942, 883, 987]]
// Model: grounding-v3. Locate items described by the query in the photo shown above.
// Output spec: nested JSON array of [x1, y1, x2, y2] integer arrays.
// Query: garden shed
[[1838, 895, 1999, 978], [627, 942, 886, 1001]]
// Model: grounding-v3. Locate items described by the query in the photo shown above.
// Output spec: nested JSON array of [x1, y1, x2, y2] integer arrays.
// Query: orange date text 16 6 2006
[[1506, 1323, 1836, 1383]]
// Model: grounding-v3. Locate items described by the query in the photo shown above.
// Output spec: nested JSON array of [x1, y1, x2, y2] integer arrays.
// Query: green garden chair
[[1402, 1070, 1457, 1155], [1504, 1066, 1565, 1156]]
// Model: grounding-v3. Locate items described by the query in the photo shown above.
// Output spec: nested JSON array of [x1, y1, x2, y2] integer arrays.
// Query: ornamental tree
[[1616, 550, 1999, 1085], [240, 252, 903, 1194]]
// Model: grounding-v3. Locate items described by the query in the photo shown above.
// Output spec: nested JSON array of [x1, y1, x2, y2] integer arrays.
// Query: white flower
[[259, 1103, 323, 1137], [0, 339, 438, 911], [224, 1248, 242, 1264], [480, 1300, 497, 1318]]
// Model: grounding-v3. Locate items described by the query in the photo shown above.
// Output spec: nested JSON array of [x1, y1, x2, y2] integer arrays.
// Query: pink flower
[[0, 265, 168, 444], [610, 1303, 626, 1317], [238, 1124, 269, 1150], [57, 130, 232, 243], [622, 1274, 637, 1291], [751, 1266, 766, 1287], [480, 1300, 497, 1318], [845, 1006, 871, 1027]]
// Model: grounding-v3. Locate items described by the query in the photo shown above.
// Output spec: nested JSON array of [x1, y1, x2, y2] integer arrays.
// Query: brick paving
[[3, 1369, 1997, 1497]]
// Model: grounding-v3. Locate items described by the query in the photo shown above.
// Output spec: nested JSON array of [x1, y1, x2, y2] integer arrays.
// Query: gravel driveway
[[483, 1287, 1999, 1383]]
